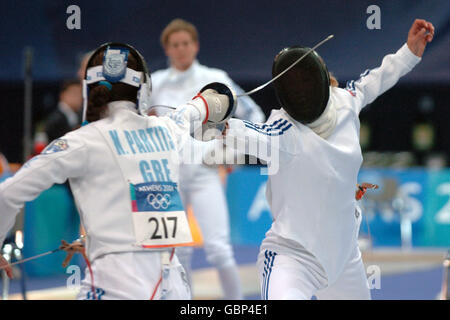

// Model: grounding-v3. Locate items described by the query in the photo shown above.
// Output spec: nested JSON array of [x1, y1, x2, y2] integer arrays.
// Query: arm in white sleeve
[[166, 103, 205, 130], [0, 134, 88, 247], [162, 102, 206, 155], [224, 118, 288, 162], [345, 43, 421, 113]]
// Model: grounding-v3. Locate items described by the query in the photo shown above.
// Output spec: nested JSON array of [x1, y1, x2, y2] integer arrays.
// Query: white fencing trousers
[[76, 251, 191, 300], [257, 244, 371, 300]]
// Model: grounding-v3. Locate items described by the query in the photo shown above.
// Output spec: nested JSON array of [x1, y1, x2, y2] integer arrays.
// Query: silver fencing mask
[[272, 46, 330, 124]]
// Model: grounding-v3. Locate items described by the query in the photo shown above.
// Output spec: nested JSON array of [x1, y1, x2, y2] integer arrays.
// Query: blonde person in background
[[150, 18, 265, 299]]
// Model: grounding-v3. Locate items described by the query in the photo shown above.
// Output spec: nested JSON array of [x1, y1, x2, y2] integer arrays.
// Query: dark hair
[[60, 79, 81, 93], [86, 48, 143, 122]]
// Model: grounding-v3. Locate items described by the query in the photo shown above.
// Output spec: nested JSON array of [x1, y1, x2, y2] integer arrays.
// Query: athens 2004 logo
[[146, 193, 171, 210]]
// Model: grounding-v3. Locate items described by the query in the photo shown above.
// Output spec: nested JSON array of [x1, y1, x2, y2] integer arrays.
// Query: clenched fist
[[407, 19, 434, 57]]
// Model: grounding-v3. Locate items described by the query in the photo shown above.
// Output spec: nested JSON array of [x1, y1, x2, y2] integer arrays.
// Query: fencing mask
[[272, 46, 330, 124]]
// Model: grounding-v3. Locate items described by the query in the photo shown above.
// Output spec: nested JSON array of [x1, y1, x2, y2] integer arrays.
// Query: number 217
[[148, 216, 177, 239]]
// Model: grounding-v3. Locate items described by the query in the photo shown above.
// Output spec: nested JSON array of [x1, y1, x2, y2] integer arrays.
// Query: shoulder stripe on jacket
[[243, 119, 292, 136]]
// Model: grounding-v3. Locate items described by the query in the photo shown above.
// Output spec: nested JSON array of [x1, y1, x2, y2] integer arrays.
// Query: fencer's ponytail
[[86, 83, 112, 122]]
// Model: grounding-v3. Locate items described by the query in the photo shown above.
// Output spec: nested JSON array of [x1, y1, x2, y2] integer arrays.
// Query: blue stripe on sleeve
[[346, 68, 372, 95], [247, 120, 287, 132], [245, 122, 292, 136], [243, 118, 284, 131]]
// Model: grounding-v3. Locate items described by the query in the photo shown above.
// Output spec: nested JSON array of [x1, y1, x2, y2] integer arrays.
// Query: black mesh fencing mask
[[272, 46, 330, 124]]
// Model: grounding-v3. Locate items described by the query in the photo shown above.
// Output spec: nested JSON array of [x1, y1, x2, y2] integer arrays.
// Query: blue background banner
[[226, 166, 450, 247], [226, 167, 272, 245]]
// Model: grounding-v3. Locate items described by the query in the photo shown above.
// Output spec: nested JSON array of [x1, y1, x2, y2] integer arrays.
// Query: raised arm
[[346, 19, 434, 113]]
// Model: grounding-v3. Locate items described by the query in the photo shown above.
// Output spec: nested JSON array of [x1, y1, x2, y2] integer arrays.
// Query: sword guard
[[198, 82, 237, 123], [60, 239, 86, 268], [355, 182, 379, 200]]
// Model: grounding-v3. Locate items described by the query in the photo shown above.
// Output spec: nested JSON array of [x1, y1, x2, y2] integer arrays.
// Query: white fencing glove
[[189, 82, 237, 141]]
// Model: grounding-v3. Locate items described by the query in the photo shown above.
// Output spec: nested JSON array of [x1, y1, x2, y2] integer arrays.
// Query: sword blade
[[0, 248, 61, 270]]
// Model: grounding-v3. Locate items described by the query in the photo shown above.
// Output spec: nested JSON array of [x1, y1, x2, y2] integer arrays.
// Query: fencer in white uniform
[[0, 43, 234, 299], [224, 19, 434, 299], [150, 19, 265, 299]]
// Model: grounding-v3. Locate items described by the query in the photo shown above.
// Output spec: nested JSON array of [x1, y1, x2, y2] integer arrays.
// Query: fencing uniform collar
[[107, 101, 138, 115], [306, 88, 337, 139]]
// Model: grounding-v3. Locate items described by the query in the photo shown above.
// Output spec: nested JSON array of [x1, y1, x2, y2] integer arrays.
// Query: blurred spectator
[[44, 79, 82, 143]]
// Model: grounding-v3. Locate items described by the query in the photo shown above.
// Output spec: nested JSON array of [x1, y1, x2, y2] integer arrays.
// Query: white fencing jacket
[[0, 101, 205, 262], [225, 44, 421, 283]]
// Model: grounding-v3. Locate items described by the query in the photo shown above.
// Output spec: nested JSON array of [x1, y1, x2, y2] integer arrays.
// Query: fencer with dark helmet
[[81, 42, 152, 123], [272, 46, 331, 124]]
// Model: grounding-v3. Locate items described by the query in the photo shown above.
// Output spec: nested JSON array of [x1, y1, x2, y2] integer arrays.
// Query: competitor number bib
[[130, 182, 193, 248]]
